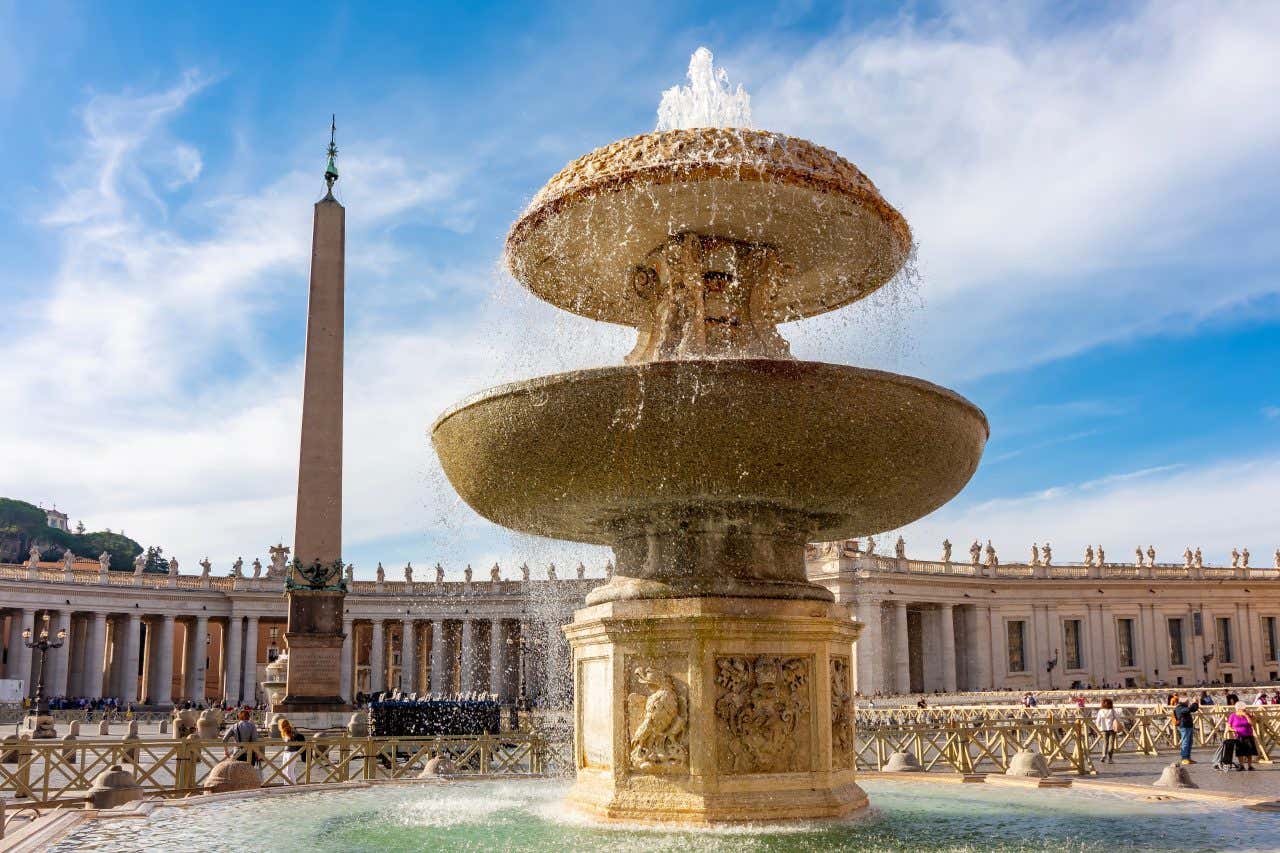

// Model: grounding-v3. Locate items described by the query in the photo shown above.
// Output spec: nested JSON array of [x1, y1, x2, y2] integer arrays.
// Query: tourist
[[1252, 692, 1268, 706], [222, 709, 259, 765], [278, 718, 306, 783], [1228, 702, 1258, 771], [1198, 691, 1214, 706], [1094, 698, 1120, 764], [1272, 690, 1280, 705], [1172, 696, 1200, 764]]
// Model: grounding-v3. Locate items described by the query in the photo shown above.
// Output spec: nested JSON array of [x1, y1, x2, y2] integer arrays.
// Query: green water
[[51, 779, 1280, 852]]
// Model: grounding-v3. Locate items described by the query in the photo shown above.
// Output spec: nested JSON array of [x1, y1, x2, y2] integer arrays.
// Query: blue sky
[[1, 0, 1278, 577]]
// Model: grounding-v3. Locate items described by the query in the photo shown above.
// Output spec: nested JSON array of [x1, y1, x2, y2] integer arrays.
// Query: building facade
[[3, 542, 1278, 706], [808, 539, 1280, 695], [0, 556, 589, 708]]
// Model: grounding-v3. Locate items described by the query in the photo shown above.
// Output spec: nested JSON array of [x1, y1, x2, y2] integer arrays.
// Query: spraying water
[[656, 47, 752, 131]]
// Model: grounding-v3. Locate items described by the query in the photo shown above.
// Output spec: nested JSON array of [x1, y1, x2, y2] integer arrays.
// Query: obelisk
[[279, 117, 349, 721]]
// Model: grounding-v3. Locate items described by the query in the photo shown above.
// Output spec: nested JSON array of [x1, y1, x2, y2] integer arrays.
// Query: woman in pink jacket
[[1228, 702, 1258, 771]]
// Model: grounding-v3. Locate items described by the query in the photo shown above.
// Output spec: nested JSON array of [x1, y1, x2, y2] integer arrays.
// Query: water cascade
[[433, 49, 988, 823]]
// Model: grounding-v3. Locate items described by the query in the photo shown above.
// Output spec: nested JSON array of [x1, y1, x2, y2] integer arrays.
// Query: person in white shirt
[[1094, 697, 1121, 764]]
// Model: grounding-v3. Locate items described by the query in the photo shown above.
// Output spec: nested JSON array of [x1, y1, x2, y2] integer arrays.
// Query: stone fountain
[[433, 63, 987, 824]]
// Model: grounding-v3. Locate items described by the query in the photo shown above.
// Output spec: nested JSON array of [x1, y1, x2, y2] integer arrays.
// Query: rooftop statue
[[169, 556, 179, 576], [1135, 547, 1144, 568], [1242, 547, 1250, 568], [1084, 545, 1094, 566], [231, 556, 243, 578], [251, 558, 261, 578], [1030, 543, 1040, 566], [895, 536, 906, 559], [984, 540, 998, 567], [941, 539, 952, 563], [491, 563, 501, 582], [199, 557, 212, 577], [1146, 545, 1156, 566], [98, 551, 110, 574], [1184, 547, 1193, 569], [133, 553, 146, 576], [970, 540, 982, 566], [1231, 548, 1241, 568], [376, 562, 385, 583], [436, 563, 445, 584], [404, 562, 414, 584], [63, 549, 75, 572], [1042, 542, 1052, 566]]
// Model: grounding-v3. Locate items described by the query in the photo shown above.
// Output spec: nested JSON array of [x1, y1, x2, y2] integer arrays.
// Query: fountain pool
[[48, 778, 1280, 851]]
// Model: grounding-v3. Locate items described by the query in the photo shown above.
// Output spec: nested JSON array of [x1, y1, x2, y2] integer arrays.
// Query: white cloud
[[893, 455, 1280, 566], [750, 1, 1280, 377]]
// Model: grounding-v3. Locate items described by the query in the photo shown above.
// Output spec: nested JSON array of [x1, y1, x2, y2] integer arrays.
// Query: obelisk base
[[564, 596, 866, 824], [276, 590, 349, 726]]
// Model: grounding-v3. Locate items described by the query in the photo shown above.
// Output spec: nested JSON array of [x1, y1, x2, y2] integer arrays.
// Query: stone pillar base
[[564, 596, 865, 824]]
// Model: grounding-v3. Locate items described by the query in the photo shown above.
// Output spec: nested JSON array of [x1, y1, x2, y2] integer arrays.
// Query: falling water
[[656, 47, 752, 131]]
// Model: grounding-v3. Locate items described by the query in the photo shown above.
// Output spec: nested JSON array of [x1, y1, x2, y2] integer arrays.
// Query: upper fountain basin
[[431, 359, 987, 545], [506, 129, 912, 327]]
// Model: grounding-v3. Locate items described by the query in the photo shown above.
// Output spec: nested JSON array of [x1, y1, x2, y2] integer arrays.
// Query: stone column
[[854, 598, 881, 696], [401, 619, 417, 693], [460, 619, 475, 693], [893, 601, 910, 694], [5, 610, 25, 681], [241, 616, 259, 705], [369, 619, 385, 694], [489, 618, 504, 697], [191, 616, 209, 702], [87, 612, 108, 698], [68, 616, 86, 697], [49, 610, 72, 697], [430, 620, 445, 694], [973, 605, 993, 690], [224, 616, 243, 705], [340, 617, 354, 701], [939, 604, 957, 693], [122, 613, 141, 704], [154, 614, 175, 706]]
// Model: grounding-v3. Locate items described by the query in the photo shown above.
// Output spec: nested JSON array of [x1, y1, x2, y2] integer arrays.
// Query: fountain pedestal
[[565, 597, 863, 823]]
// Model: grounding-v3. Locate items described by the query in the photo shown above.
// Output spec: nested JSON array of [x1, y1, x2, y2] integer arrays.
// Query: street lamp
[[1202, 644, 1216, 684], [22, 613, 67, 716]]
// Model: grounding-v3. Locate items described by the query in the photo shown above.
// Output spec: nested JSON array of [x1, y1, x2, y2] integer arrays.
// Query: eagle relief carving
[[830, 657, 855, 769], [714, 655, 811, 773], [627, 664, 688, 773]]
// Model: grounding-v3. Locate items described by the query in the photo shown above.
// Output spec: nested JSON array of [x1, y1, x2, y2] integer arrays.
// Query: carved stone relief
[[830, 657, 855, 769], [714, 655, 811, 774], [625, 659, 688, 774]]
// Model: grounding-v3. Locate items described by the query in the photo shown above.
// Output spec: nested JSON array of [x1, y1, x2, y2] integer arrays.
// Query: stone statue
[[984, 540, 998, 567], [232, 557, 244, 578], [548, 564, 557, 580], [27, 544, 41, 568], [1183, 547, 1193, 569], [345, 563, 354, 583], [436, 563, 445, 584], [605, 560, 614, 579], [1096, 545, 1105, 566], [1135, 547, 1144, 568], [942, 539, 952, 563], [464, 564, 473, 583], [404, 563, 414, 584], [1146, 545, 1156, 567], [865, 536, 876, 555], [969, 540, 981, 566], [1194, 547, 1203, 568], [63, 549, 76, 572], [251, 558, 261, 578], [627, 665, 687, 771], [376, 562, 385, 583], [1030, 543, 1040, 566], [99, 551, 111, 574], [577, 562, 586, 580], [1242, 547, 1250, 568], [894, 536, 906, 559], [133, 552, 146, 576], [490, 563, 501, 582], [168, 556, 179, 576], [268, 544, 290, 578], [1274, 548, 1280, 569], [1042, 543, 1052, 566], [519, 562, 530, 582], [1084, 545, 1094, 566], [199, 557, 212, 577], [1231, 548, 1240, 568]]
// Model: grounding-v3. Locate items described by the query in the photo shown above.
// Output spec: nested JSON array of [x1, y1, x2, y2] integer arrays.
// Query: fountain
[[433, 50, 987, 823]]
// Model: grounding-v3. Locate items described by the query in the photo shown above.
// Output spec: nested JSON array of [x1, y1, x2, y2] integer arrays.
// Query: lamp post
[[1045, 648, 1059, 691], [1201, 644, 1216, 685], [23, 613, 67, 717]]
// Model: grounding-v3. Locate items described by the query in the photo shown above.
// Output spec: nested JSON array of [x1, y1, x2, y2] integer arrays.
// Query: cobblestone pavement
[[1079, 750, 1280, 799]]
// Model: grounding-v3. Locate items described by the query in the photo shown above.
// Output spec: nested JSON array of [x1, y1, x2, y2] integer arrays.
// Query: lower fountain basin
[[48, 778, 1280, 852], [431, 358, 987, 547]]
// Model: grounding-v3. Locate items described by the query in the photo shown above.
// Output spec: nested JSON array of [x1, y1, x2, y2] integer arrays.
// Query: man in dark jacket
[[1173, 697, 1200, 763]]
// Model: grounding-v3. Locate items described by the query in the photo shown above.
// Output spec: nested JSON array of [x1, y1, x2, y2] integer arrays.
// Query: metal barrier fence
[[0, 733, 570, 805], [1, 707, 1275, 804]]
